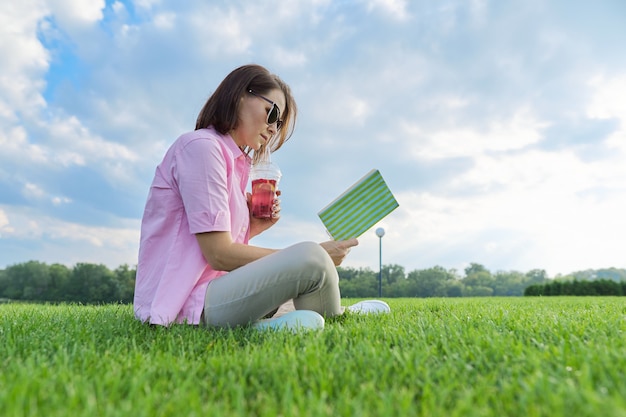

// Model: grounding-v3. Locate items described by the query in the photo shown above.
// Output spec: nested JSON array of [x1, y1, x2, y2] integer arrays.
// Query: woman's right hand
[[320, 238, 359, 266]]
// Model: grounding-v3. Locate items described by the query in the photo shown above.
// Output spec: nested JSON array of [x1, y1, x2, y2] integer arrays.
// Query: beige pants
[[202, 241, 343, 328]]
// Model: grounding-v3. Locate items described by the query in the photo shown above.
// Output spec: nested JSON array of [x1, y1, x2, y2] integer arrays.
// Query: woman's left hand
[[248, 190, 281, 238]]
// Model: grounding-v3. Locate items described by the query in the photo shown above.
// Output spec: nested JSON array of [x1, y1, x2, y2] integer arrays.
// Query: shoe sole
[[347, 300, 391, 314]]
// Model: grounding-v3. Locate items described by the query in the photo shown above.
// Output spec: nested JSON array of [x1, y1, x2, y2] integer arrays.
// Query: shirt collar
[[207, 127, 252, 164]]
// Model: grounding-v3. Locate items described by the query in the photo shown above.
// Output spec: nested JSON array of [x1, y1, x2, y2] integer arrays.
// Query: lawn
[[1, 297, 625, 417]]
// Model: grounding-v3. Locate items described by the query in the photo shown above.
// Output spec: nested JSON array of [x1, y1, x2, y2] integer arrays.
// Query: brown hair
[[195, 64, 297, 163]]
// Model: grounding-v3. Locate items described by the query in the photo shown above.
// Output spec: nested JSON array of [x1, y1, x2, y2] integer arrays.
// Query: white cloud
[[22, 182, 73, 207], [587, 75, 626, 120], [587, 74, 626, 153], [0, 204, 140, 267], [0, 1, 49, 116], [153, 12, 176, 29], [22, 183, 46, 200], [47, 115, 138, 164], [366, 0, 410, 20], [0, 126, 49, 164], [407, 108, 546, 159], [47, 0, 105, 27], [112, 1, 125, 14], [0, 209, 10, 231], [188, 8, 251, 56], [132, 0, 161, 12], [51, 196, 72, 205], [272, 46, 308, 67]]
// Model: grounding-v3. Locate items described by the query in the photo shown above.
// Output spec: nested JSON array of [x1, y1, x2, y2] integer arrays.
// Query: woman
[[134, 64, 389, 330]]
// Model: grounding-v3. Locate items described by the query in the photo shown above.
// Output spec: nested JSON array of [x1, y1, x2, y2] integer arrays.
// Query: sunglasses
[[248, 89, 283, 130]]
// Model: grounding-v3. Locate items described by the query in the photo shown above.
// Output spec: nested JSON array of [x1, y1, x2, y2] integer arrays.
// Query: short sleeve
[[174, 137, 232, 234]]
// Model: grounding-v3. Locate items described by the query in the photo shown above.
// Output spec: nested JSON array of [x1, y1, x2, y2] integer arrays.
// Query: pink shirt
[[134, 127, 251, 325]]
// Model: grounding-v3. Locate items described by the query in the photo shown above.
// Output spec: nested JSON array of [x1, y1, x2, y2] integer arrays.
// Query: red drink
[[251, 178, 277, 218]]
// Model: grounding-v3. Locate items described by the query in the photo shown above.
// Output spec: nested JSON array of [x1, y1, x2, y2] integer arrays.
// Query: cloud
[[0, 2, 49, 117], [405, 108, 546, 160], [0, 204, 140, 267], [0, 209, 10, 233], [587, 74, 626, 135], [366, 0, 410, 20], [47, 0, 105, 27]]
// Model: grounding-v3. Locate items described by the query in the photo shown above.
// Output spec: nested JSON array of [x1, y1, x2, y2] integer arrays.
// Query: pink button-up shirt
[[134, 127, 251, 325]]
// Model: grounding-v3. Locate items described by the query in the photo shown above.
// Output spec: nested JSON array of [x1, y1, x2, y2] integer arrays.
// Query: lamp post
[[375, 227, 385, 298]]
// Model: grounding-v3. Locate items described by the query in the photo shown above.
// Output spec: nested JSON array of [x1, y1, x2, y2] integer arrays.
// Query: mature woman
[[134, 64, 389, 331]]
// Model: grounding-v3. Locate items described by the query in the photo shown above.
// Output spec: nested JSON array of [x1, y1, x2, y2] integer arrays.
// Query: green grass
[[1, 297, 625, 417]]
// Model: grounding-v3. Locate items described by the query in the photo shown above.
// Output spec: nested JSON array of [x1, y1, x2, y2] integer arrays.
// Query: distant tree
[[337, 266, 361, 282], [493, 271, 526, 296], [49, 263, 71, 301], [382, 264, 406, 285], [524, 285, 541, 296], [464, 263, 488, 277], [525, 269, 548, 285], [464, 286, 494, 297], [338, 267, 378, 297], [3, 261, 50, 300], [408, 266, 456, 297], [569, 268, 626, 282], [113, 264, 136, 303], [0, 268, 8, 298], [67, 263, 117, 303], [462, 267, 495, 296], [525, 279, 624, 297], [444, 280, 464, 297]]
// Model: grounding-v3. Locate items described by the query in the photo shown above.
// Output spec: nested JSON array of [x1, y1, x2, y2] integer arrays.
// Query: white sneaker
[[346, 300, 391, 314], [253, 310, 325, 332]]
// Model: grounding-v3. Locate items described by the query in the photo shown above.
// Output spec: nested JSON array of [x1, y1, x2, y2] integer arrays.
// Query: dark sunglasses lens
[[267, 105, 279, 124]]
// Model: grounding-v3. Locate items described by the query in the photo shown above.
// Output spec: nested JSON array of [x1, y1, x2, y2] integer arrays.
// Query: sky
[[1, 0, 625, 277]]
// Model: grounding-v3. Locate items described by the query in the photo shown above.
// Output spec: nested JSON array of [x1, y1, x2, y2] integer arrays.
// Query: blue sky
[[1, 0, 625, 276]]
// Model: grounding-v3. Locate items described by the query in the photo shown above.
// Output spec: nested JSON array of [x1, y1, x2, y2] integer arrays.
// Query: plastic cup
[[250, 162, 282, 219]]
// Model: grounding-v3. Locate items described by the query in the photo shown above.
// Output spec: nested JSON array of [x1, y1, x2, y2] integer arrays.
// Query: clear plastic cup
[[250, 162, 281, 219]]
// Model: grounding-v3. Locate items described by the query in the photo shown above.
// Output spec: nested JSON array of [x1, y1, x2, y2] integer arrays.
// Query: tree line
[[337, 263, 550, 297], [524, 279, 626, 296], [1, 261, 624, 303], [0, 261, 135, 304]]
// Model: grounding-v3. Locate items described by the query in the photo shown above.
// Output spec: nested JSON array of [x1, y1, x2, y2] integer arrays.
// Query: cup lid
[[251, 161, 281, 180]]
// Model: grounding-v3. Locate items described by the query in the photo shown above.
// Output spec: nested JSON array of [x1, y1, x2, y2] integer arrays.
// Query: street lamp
[[375, 227, 385, 298]]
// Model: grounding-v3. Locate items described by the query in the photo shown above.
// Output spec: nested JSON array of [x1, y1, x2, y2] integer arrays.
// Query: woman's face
[[231, 88, 286, 151]]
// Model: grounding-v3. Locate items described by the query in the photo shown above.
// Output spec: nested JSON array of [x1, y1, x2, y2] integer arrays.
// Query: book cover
[[318, 169, 399, 241]]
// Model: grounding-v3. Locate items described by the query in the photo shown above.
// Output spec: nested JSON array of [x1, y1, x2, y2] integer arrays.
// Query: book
[[318, 169, 399, 241]]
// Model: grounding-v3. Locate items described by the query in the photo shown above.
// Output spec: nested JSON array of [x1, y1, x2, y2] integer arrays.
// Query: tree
[[525, 269, 548, 285], [462, 267, 495, 296], [3, 261, 50, 300], [407, 266, 456, 297], [67, 263, 118, 303], [113, 264, 136, 303], [0, 268, 8, 298], [493, 271, 526, 296], [49, 263, 71, 301], [464, 263, 488, 277], [338, 267, 378, 297], [444, 280, 464, 297], [382, 264, 406, 285]]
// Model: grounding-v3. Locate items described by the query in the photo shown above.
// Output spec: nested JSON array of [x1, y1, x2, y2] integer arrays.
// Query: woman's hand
[[320, 238, 359, 266], [248, 190, 281, 238]]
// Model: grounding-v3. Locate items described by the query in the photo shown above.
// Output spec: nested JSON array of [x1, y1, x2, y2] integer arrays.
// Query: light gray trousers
[[202, 241, 343, 328]]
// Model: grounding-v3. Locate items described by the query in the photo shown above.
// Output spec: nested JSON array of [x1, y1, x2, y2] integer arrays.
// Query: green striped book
[[318, 169, 399, 241]]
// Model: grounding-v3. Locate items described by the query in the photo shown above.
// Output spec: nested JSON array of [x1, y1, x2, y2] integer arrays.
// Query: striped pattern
[[318, 169, 399, 241]]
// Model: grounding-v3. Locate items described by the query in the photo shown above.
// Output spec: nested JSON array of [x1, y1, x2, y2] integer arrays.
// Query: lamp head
[[375, 227, 385, 238]]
